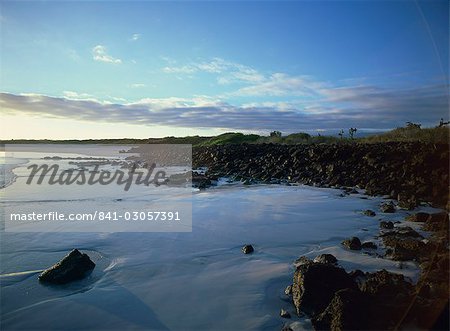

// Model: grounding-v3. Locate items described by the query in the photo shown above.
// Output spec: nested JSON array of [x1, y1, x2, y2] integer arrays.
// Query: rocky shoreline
[[192, 142, 449, 330], [283, 207, 449, 331], [193, 142, 449, 208]]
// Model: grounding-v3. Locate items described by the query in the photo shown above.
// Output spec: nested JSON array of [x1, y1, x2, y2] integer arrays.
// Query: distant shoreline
[[1, 125, 449, 146]]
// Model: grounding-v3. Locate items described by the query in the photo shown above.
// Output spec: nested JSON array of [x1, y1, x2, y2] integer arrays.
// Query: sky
[[0, 0, 448, 139]]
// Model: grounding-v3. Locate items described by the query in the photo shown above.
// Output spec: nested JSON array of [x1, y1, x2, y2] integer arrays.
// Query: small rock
[[341, 237, 362, 250], [405, 212, 429, 222], [38, 249, 95, 284], [313, 254, 338, 264], [363, 210, 376, 217], [281, 324, 294, 331], [294, 256, 312, 266], [423, 212, 450, 232], [397, 193, 417, 210], [380, 221, 394, 229], [380, 202, 395, 213], [361, 242, 377, 249], [242, 244, 254, 254], [280, 309, 291, 318], [284, 285, 293, 296]]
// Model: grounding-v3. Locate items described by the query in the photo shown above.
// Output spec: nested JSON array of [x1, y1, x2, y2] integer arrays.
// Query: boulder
[[359, 269, 413, 297], [294, 256, 311, 267], [363, 210, 376, 217], [313, 254, 337, 265], [38, 249, 95, 284], [381, 226, 425, 261], [383, 237, 425, 261], [424, 212, 449, 232], [380, 221, 394, 229], [281, 325, 293, 331], [361, 242, 377, 250], [405, 212, 430, 223], [380, 202, 395, 213], [380, 226, 422, 238], [292, 260, 357, 315], [397, 193, 417, 210], [280, 309, 291, 319], [312, 288, 369, 330], [284, 285, 293, 296], [341, 237, 362, 250], [242, 244, 254, 254]]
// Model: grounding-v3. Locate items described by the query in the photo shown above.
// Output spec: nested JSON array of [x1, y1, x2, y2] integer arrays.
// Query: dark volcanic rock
[[284, 285, 293, 296], [292, 259, 357, 315], [358, 269, 414, 297], [341, 237, 362, 250], [382, 227, 426, 261], [397, 193, 418, 210], [313, 254, 338, 265], [363, 209, 376, 217], [241, 244, 254, 254], [361, 242, 377, 250], [167, 171, 215, 189], [294, 256, 311, 267], [423, 212, 449, 232], [39, 249, 95, 284], [312, 288, 369, 331], [380, 202, 395, 213], [192, 142, 449, 208], [357, 269, 414, 329], [280, 309, 291, 318], [405, 212, 430, 223], [380, 221, 394, 229]]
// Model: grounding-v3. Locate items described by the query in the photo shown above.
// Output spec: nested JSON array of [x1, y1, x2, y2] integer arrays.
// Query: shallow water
[[0, 146, 429, 330]]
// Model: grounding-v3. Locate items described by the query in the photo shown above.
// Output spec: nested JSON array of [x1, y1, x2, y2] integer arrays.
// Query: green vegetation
[[197, 132, 260, 146], [2, 124, 448, 146], [362, 125, 449, 144]]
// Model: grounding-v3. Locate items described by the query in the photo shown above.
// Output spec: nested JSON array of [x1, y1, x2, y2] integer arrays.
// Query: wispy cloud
[[130, 83, 146, 88], [67, 49, 81, 63], [92, 45, 122, 64], [162, 57, 264, 84], [63, 91, 95, 100], [162, 58, 327, 97], [130, 33, 141, 41], [233, 73, 325, 97], [1, 83, 447, 131]]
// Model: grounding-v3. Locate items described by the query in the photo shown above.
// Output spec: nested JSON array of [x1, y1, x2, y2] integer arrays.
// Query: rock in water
[[380, 221, 394, 229], [363, 210, 376, 217], [341, 237, 362, 250], [280, 309, 291, 318], [292, 258, 357, 315], [380, 202, 396, 213], [39, 249, 95, 284], [312, 288, 369, 330], [284, 285, 293, 296], [313, 254, 338, 265], [242, 244, 254, 254], [361, 242, 377, 250], [405, 212, 429, 223]]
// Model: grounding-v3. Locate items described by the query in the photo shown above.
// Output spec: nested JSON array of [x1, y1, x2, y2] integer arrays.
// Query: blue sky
[[0, 0, 448, 139]]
